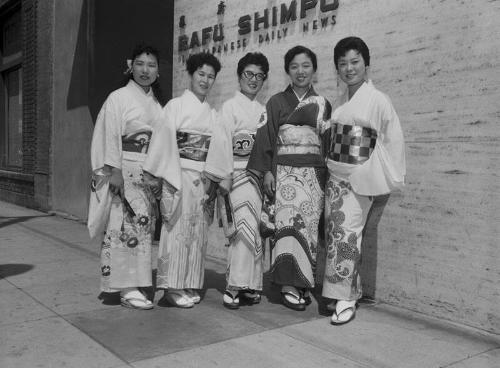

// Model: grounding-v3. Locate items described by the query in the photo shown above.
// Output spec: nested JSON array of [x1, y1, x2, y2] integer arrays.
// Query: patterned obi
[[121, 131, 152, 153], [329, 123, 377, 164], [177, 131, 211, 162], [277, 124, 321, 156], [232, 130, 255, 161]]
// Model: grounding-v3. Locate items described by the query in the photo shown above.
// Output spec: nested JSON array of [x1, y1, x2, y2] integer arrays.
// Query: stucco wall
[[173, 0, 500, 333]]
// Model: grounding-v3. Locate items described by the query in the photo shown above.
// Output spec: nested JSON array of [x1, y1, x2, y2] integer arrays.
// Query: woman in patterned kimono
[[88, 44, 163, 310], [247, 46, 331, 311], [324, 37, 406, 324], [205, 52, 270, 309], [143, 52, 222, 308]]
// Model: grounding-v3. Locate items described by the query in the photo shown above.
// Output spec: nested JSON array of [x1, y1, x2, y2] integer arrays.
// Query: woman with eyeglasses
[[88, 44, 164, 310], [205, 52, 270, 309], [247, 46, 331, 311]]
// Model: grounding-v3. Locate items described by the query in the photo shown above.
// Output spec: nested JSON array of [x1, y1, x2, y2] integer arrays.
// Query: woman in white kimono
[[205, 52, 269, 309], [88, 44, 163, 310], [323, 37, 406, 324], [143, 52, 222, 308]]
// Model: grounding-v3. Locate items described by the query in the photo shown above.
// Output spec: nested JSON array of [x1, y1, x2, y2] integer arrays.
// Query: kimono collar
[[345, 80, 374, 104], [289, 84, 313, 102], [234, 90, 259, 105], [284, 84, 317, 106], [127, 79, 154, 97], [183, 89, 210, 106]]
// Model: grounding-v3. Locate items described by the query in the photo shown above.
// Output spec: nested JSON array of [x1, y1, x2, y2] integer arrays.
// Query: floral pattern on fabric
[[100, 157, 156, 292], [324, 179, 361, 285]]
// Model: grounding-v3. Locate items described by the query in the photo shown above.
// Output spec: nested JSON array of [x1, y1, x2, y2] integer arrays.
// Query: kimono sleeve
[[142, 108, 182, 192], [350, 93, 406, 195], [90, 95, 123, 171], [247, 96, 279, 173], [205, 107, 234, 180]]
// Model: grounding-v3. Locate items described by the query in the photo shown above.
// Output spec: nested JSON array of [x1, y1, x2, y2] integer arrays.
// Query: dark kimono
[[247, 86, 331, 289]]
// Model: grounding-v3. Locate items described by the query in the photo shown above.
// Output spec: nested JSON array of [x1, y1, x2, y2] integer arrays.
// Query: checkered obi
[[121, 131, 152, 153], [277, 124, 321, 155], [177, 131, 211, 162], [329, 123, 377, 164], [232, 131, 255, 161]]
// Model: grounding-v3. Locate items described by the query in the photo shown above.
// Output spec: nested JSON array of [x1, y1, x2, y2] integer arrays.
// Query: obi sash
[[329, 123, 377, 164], [177, 131, 211, 162], [122, 131, 152, 153], [233, 130, 255, 161], [277, 124, 321, 156]]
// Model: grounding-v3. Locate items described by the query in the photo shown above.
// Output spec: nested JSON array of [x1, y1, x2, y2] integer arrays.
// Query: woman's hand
[[108, 167, 124, 197], [218, 178, 233, 195], [263, 171, 275, 200], [143, 171, 162, 198]]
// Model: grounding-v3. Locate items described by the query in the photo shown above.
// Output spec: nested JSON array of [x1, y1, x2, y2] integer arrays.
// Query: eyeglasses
[[242, 70, 266, 81]]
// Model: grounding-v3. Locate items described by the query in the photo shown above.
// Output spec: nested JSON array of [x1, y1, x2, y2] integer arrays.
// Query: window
[[1, 5, 23, 169]]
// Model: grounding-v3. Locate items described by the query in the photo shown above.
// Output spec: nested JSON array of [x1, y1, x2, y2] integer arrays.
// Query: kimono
[[88, 79, 162, 292], [205, 91, 267, 292], [322, 80, 405, 301], [247, 85, 331, 290], [143, 89, 219, 290]]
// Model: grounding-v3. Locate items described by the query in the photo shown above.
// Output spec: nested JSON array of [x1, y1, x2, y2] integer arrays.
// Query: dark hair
[[127, 43, 166, 106], [186, 52, 222, 76], [333, 37, 370, 70], [237, 52, 269, 80], [284, 45, 317, 73]]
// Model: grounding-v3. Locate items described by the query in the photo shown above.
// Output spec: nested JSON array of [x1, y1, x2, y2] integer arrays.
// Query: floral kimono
[[88, 79, 162, 292], [247, 85, 331, 290], [143, 89, 220, 290], [205, 91, 267, 292], [322, 80, 405, 301]]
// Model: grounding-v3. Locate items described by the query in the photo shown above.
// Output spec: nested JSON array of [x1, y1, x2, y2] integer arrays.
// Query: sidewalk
[[1, 200, 498, 368]]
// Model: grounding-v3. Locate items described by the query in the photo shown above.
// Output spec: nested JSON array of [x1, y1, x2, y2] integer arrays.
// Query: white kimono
[[206, 91, 266, 291], [88, 80, 162, 292], [322, 81, 406, 300], [143, 89, 219, 290]]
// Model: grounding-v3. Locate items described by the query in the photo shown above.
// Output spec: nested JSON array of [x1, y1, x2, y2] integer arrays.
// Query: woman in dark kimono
[[247, 46, 331, 311]]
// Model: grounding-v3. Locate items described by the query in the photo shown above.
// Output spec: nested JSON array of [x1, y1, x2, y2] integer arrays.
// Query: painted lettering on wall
[[178, 0, 339, 62]]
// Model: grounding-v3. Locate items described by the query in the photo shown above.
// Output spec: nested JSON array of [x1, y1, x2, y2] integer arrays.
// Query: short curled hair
[[284, 45, 317, 74], [186, 52, 221, 76], [237, 52, 270, 80], [333, 37, 370, 70]]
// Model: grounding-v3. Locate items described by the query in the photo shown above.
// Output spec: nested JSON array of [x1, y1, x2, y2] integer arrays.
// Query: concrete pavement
[[1, 200, 499, 368]]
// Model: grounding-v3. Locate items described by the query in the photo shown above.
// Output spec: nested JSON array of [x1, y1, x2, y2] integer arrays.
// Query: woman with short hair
[[143, 52, 222, 308], [247, 46, 331, 311], [206, 52, 270, 309], [324, 36, 405, 324]]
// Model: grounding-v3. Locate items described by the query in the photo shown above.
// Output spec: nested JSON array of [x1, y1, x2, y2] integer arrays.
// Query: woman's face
[[337, 49, 367, 88], [288, 53, 314, 89], [239, 64, 265, 100], [190, 64, 216, 101], [131, 52, 159, 90]]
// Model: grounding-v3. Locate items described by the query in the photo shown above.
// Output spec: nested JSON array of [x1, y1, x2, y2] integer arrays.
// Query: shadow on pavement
[[0, 215, 53, 229], [0, 263, 34, 278]]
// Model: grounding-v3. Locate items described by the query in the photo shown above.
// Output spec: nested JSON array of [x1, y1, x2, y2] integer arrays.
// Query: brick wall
[[174, 0, 500, 333]]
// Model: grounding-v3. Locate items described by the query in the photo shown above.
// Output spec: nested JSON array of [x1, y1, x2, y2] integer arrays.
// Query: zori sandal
[[223, 290, 240, 309], [184, 289, 201, 304], [239, 290, 261, 305], [162, 290, 194, 308], [331, 301, 357, 325], [120, 296, 154, 310], [281, 289, 306, 311]]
